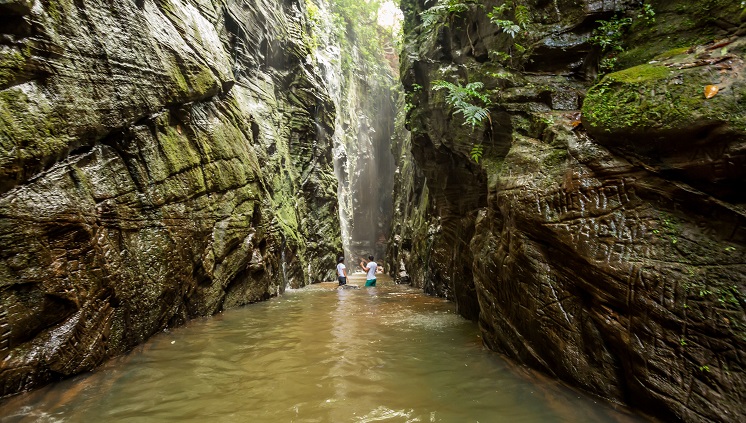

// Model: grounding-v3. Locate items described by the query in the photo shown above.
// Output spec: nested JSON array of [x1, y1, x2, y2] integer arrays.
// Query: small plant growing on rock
[[432, 79, 492, 162], [487, 2, 533, 68], [469, 144, 484, 163], [432, 80, 491, 128], [590, 16, 632, 53], [590, 16, 632, 74], [491, 18, 520, 38], [420, 0, 476, 31], [638, 3, 656, 24], [487, 3, 525, 38], [488, 50, 511, 63]]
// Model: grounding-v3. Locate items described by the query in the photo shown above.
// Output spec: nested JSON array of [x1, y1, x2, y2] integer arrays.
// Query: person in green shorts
[[360, 255, 378, 287]]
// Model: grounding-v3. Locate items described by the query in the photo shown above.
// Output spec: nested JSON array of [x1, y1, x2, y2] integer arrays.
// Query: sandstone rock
[[391, 0, 746, 421], [0, 0, 341, 397], [582, 39, 746, 202]]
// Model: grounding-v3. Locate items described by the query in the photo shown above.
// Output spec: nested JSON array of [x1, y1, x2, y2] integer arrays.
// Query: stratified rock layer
[[390, 0, 745, 421], [0, 0, 341, 396]]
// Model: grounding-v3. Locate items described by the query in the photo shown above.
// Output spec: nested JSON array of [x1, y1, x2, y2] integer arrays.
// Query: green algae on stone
[[0, 0, 345, 398], [604, 63, 671, 84], [582, 61, 746, 141], [0, 45, 32, 88]]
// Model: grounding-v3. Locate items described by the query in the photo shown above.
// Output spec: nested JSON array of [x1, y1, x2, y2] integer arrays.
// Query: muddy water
[[0, 274, 646, 422]]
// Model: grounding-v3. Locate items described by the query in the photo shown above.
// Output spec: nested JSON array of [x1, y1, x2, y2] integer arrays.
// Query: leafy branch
[[486, 2, 533, 68], [589, 16, 632, 52], [469, 144, 484, 163], [589, 15, 633, 73]]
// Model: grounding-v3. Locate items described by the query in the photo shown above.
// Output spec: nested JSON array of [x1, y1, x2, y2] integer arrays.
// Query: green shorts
[[365, 279, 377, 287]]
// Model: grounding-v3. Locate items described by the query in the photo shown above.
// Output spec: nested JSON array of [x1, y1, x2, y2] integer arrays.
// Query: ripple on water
[[0, 281, 647, 423]]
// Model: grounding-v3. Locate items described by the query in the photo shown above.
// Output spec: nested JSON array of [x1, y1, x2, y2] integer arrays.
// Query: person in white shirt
[[336, 256, 347, 286], [360, 255, 377, 287]]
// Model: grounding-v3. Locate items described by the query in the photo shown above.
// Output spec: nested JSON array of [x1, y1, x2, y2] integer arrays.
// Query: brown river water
[[0, 274, 647, 422]]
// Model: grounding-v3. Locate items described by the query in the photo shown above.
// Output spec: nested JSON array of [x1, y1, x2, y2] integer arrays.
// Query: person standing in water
[[337, 256, 347, 286], [360, 255, 378, 287]]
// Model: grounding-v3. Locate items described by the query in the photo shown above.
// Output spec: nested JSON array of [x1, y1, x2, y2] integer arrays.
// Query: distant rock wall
[[0, 0, 341, 396], [310, 0, 397, 262], [390, 0, 746, 421]]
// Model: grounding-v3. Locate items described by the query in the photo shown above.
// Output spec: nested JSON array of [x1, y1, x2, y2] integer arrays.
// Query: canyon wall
[[389, 0, 746, 421], [0, 0, 342, 396]]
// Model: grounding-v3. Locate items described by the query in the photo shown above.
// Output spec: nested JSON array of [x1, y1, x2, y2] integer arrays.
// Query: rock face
[[391, 0, 746, 421], [0, 0, 341, 396], [310, 0, 397, 262]]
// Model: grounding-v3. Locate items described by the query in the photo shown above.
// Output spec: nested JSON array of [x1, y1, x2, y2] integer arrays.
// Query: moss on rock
[[582, 50, 746, 144]]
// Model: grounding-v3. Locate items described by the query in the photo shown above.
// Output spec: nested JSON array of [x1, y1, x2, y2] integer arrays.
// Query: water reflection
[[0, 275, 647, 422]]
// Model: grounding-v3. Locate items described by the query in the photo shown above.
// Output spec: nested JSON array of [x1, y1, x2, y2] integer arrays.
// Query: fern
[[420, 0, 473, 31], [432, 79, 491, 163], [470, 144, 484, 163], [463, 82, 490, 104], [491, 19, 520, 38], [488, 3, 530, 38], [432, 80, 491, 129], [456, 103, 490, 128], [514, 5, 531, 28]]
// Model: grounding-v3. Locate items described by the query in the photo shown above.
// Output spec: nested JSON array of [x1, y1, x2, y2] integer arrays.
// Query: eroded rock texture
[[390, 0, 746, 421], [0, 0, 341, 396]]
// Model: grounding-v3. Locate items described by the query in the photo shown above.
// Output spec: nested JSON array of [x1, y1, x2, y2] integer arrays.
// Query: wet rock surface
[[0, 0, 341, 396], [390, 0, 745, 421]]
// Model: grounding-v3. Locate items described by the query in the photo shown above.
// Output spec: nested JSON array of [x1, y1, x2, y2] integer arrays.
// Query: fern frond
[[420, 0, 472, 31], [470, 143, 484, 163], [431, 79, 491, 129], [456, 104, 490, 128]]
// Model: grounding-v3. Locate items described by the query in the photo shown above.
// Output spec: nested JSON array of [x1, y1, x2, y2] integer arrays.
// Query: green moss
[[165, 56, 189, 94], [613, 0, 741, 69], [654, 47, 691, 60], [606, 64, 670, 84], [190, 68, 218, 97], [0, 46, 30, 87], [581, 58, 746, 135], [45, 0, 64, 22], [542, 148, 567, 168], [155, 121, 202, 174], [481, 156, 504, 184], [0, 88, 70, 160], [162, 54, 217, 100]]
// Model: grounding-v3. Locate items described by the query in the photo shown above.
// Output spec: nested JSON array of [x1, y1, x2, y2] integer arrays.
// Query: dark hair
[[368, 255, 374, 261], [338, 256, 345, 263]]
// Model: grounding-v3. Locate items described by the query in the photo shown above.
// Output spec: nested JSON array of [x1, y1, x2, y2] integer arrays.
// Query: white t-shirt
[[366, 261, 377, 280], [337, 263, 346, 277]]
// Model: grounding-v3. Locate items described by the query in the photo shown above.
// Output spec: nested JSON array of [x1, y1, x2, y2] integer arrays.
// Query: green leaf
[[470, 143, 484, 163], [431, 79, 491, 128]]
